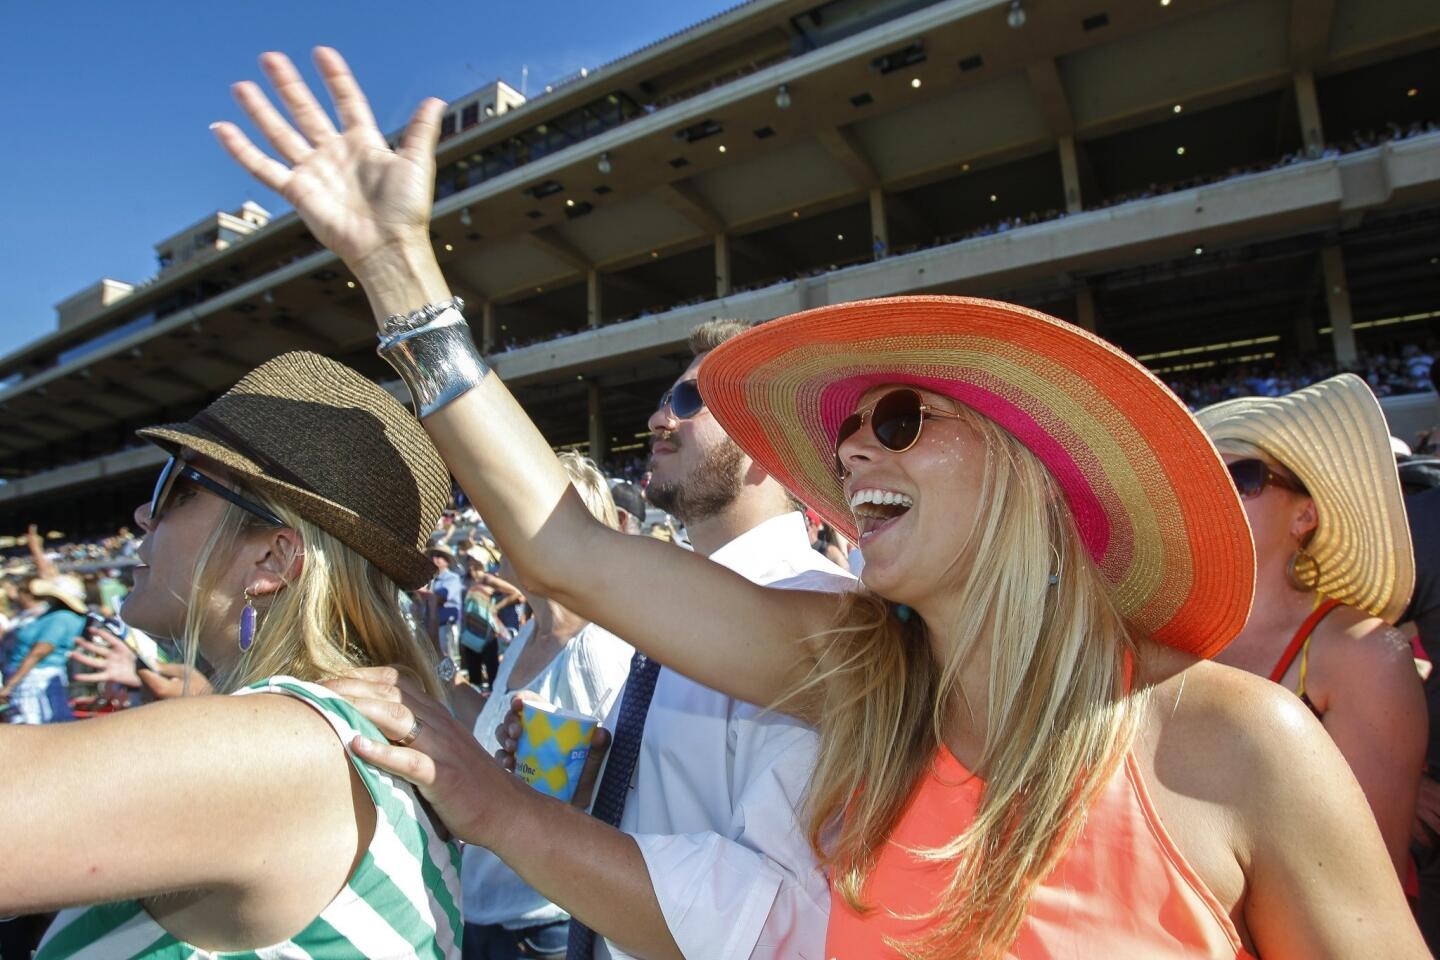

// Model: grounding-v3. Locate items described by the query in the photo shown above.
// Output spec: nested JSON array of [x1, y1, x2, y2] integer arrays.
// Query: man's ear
[[247, 526, 305, 597]]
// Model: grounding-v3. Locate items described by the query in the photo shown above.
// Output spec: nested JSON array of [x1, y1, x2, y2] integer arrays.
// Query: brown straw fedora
[[31, 576, 87, 615], [1197, 373, 1415, 624], [137, 352, 451, 590]]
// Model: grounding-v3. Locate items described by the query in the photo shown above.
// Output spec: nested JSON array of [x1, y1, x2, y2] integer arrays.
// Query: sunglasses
[[834, 389, 965, 479], [150, 455, 287, 527], [1226, 458, 1306, 499], [657, 379, 705, 420]]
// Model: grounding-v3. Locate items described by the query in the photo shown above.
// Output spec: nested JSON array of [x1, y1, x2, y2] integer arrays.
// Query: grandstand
[[2, 0, 1438, 534]]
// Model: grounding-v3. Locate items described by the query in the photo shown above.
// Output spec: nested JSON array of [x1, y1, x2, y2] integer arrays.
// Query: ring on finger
[[395, 716, 424, 747]]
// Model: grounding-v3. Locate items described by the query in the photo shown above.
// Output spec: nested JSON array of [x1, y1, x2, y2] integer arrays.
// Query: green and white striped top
[[35, 676, 463, 959]]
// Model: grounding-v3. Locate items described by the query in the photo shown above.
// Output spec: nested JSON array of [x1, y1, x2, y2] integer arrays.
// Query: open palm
[[212, 48, 446, 269]]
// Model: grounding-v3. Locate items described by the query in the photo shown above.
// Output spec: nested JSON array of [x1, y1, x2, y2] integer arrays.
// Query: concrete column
[[1059, 136, 1083, 214], [481, 301, 496, 353], [1321, 245, 1358, 368], [714, 234, 731, 297], [586, 270, 602, 329], [1074, 283, 1098, 332], [587, 380, 606, 465], [1293, 70, 1324, 156], [869, 187, 889, 259]]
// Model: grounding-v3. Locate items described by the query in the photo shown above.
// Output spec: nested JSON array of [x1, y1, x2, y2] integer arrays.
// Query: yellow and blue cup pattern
[[515, 703, 599, 803]]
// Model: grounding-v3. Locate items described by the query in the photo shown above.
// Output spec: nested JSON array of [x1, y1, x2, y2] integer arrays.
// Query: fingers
[[210, 121, 291, 193], [139, 668, 183, 699], [231, 80, 314, 166], [69, 650, 109, 670], [345, 695, 418, 741], [312, 47, 380, 136], [350, 735, 438, 787], [86, 625, 121, 645], [398, 97, 447, 164], [258, 51, 338, 143], [569, 727, 611, 809], [321, 676, 403, 703]]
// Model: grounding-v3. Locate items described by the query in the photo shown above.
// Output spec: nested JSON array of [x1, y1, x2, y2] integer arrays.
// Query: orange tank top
[[825, 746, 1254, 959]]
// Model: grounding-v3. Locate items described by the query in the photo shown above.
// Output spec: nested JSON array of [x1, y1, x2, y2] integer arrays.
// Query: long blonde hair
[[798, 409, 1144, 959], [181, 486, 446, 701]]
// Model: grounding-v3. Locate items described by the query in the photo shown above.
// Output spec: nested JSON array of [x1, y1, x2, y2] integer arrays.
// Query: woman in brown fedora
[[213, 48, 1427, 959], [0, 353, 464, 958], [1199, 376, 1426, 879]]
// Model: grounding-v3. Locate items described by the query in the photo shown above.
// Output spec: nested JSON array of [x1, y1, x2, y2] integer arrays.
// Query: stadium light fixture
[[792, 210, 801, 218], [718, 144, 727, 153], [444, 243, 454, 252], [1173, 104, 1183, 114], [1176, 146, 1187, 156], [775, 84, 792, 109], [1194, 246, 1204, 255], [989, 194, 998, 202], [1160, 0, 1172, 6], [346, 280, 356, 288], [837, 234, 845, 241], [1408, 88, 1419, 98], [566, 198, 576, 207], [911, 77, 922, 89], [1007, 0, 1026, 29], [597, 152, 613, 175]]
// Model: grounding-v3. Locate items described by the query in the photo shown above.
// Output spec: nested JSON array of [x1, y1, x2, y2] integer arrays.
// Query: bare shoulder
[[1311, 608, 1418, 684], [1139, 651, 1336, 813]]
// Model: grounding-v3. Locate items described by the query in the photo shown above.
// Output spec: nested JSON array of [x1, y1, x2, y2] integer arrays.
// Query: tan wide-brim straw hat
[[138, 352, 451, 591], [1196, 373, 1415, 624], [31, 576, 86, 615]]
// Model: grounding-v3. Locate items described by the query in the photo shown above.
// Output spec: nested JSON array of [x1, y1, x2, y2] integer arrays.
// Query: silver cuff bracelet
[[376, 307, 490, 419]]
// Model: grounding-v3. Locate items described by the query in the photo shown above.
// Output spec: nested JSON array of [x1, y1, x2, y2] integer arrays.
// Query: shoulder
[[1142, 653, 1372, 847], [1310, 609, 1423, 705]]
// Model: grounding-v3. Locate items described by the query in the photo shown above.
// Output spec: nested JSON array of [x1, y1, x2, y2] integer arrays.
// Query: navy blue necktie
[[565, 652, 662, 960]]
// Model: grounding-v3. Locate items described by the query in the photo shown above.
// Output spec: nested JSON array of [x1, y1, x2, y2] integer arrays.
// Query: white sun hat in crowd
[[1197, 373, 1415, 624]]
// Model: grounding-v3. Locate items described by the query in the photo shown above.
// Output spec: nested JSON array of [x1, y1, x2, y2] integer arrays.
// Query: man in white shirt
[[582, 320, 853, 960]]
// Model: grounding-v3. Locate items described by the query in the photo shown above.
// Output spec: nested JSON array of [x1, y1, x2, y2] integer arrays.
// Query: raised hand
[[70, 629, 141, 688], [212, 48, 446, 272]]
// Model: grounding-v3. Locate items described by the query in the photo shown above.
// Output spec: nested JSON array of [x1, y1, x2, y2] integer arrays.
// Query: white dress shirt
[[596, 511, 854, 960]]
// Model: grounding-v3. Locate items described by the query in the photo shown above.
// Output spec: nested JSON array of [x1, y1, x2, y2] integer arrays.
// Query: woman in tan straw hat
[[0, 352, 464, 958], [213, 48, 1426, 959], [1198, 374, 1425, 879]]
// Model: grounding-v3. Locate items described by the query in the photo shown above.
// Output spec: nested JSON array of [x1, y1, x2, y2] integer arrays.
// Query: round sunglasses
[[1226, 458, 1306, 499], [150, 455, 286, 527], [833, 388, 964, 479], [657, 379, 705, 420]]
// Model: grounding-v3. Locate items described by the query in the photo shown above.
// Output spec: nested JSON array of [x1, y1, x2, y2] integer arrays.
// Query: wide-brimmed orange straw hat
[[698, 295, 1255, 657]]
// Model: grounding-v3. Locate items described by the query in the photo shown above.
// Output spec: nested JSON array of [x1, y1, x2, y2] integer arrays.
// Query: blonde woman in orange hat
[[0, 354, 464, 959], [1198, 375, 1425, 879], [214, 48, 1426, 959]]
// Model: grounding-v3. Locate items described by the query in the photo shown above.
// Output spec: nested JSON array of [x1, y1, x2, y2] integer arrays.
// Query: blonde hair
[[795, 409, 1143, 959], [557, 451, 619, 531], [181, 487, 447, 701]]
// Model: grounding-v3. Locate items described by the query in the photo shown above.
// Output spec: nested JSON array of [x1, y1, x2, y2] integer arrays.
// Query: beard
[[646, 436, 746, 525]]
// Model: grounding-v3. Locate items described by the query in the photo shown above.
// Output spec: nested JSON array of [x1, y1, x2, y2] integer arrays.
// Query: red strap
[[1269, 598, 1343, 683]]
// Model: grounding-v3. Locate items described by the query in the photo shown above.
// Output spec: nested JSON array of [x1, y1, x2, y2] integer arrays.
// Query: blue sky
[[0, 0, 739, 359]]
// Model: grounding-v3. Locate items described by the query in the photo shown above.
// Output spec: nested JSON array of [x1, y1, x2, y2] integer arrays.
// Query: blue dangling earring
[[895, 604, 914, 623], [239, 589, 257, 652]]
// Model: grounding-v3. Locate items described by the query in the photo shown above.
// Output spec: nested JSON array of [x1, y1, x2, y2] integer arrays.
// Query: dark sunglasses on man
[[150, 454, 286, 527], [1225, 458, 1307, 500], [833, 388, 964, 479], [657, 379, 705, 420]]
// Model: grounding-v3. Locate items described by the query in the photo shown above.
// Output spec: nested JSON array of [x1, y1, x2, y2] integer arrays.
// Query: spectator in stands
[[1, 349, 461, 957], [427, 542, 465, 669], [0, 576, 85, 724], [608, 480, 647, 535], [1199, 374, 1426, 879], [441, 452, 634, 960], [218, 49, 1422, 958], [459, 544, 507, 688]]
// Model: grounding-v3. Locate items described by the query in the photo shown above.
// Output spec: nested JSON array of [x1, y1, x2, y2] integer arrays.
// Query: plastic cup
[[513, 702, 600, 803]]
